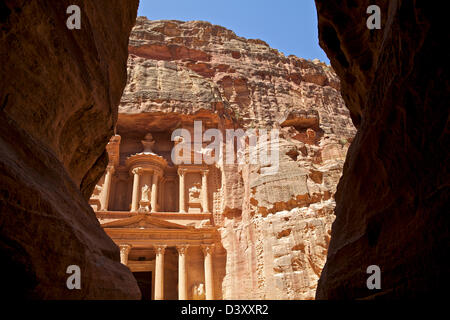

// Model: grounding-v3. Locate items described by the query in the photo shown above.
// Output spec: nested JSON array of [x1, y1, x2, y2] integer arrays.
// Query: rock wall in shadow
[[0, 0, 141, 298], [315, 0, 449, 298]]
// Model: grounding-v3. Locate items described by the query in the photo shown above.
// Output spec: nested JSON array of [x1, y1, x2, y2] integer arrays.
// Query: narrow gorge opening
[[1, 0, 445, 301]]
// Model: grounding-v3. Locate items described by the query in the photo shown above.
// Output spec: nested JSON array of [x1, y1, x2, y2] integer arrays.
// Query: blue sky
[[137, 0, 329, 64]]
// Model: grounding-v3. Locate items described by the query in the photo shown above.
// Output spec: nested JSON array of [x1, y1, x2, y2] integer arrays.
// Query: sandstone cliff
[[315, 0, 449, 298], [120, 17, 356, 299], [0, 0, 140, 298]]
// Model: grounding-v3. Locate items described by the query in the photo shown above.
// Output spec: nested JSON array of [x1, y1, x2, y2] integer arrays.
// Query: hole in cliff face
[[281, 116, 320, 130], [280, 113, 325, 145]]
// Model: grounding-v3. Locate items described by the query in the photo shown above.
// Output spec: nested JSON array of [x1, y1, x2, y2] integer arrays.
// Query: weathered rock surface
[[0, 0, 140, 298], [122, 17, 356, 299], [315, 0, 449, 298]]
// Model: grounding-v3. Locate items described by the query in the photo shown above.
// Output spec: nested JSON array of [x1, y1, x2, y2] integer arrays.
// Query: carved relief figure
[[188, 183, 201, 202], [139, 184, 151, 212], [192, 283, 206, 300], [141, 184, 150, 201]]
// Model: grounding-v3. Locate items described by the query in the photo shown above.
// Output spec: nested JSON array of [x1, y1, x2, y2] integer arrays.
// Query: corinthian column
[[178, 169, 186, 213], [130, 167, 142, 212], [154, 245, 166, 300], [119, 244, 131, 265], [201, 244, 214, 300], [176, 245, 189, 300], [100, 166, 114, 211], [201, 170, 209, 213], [151, 172, 159, 213]]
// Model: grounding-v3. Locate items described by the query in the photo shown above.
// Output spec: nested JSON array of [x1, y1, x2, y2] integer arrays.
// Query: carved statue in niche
[[192, 283, 205, 300], [188, 183, 201, 203], [141, 133, 156, 154], [139, 184, 151, 212], [188, 182, 202, 213], [141, 184, 150, 201]]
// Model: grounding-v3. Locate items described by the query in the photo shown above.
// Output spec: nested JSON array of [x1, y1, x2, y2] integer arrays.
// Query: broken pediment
[[101, 214, 190, 230]]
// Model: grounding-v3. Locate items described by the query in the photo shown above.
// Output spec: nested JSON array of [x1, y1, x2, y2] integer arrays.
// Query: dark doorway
[[133, 272, 152, 300]]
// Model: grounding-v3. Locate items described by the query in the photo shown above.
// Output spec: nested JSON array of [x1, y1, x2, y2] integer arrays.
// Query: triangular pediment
[[101, 214, 189, 229]]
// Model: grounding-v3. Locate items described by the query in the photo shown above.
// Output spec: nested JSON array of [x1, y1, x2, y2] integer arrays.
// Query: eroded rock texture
[[121, 18, 356, 299], [315, 0, 449, 298], [0, 0, 140, 298]]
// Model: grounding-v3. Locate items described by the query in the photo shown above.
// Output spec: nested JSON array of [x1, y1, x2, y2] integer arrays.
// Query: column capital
[[132, 167, 143, 175], [201, 169, 209, 176], [201, 244, 214, 256], [106, 165, 115, 174], [119, 244, 132, 265], [177, 168, 187, 176], [119, 243, 132, 254], [176, 244, 189, 255], [154, 244, 167, 255]]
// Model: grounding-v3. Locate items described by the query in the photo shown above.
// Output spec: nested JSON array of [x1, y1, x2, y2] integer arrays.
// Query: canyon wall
[[0, 0, 140, 298], [121, 17, 356, 299], [315, 0, 449, 298]]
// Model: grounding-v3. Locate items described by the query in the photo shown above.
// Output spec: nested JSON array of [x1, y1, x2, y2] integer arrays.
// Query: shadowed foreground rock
[[315, 0, 449, 298], [0, 0, 140, 298]]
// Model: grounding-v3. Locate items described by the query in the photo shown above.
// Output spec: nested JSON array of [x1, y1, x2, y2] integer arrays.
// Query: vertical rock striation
[[0, 0, 140, 298], [315, 0, 449, 298]]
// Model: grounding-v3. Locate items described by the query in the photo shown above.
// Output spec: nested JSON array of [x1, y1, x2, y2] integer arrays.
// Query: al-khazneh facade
[[90, 123, 226, 300]]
